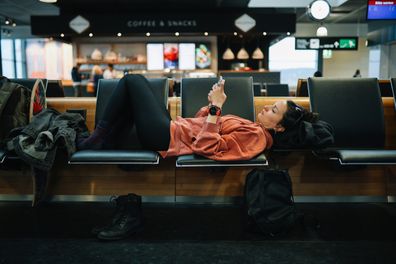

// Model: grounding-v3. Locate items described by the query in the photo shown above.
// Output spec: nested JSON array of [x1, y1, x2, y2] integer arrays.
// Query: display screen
[[195, 43, 211, 69], [367, 1, 396, 20], [179, 43, 196, 70], [147, 44, 164, 70], [164, 43, 179, 69], [147, 42, 212, 70]]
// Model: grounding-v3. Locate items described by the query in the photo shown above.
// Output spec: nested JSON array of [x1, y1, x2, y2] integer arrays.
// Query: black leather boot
[[91, 194, 131, 235], [97, 193, 143, 241]]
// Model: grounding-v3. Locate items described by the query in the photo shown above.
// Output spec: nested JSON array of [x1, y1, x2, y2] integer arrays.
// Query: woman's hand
[[208, 79, 226, 109]]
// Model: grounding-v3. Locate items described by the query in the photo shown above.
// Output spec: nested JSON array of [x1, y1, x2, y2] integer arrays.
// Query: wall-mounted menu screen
[[164, 43, 179, 69], [147, 44, 164, 70], [147, 42, 212, 70], [195, 43, 211, 69], [367, 0, 396, 20], [179, 43, 196, 70]]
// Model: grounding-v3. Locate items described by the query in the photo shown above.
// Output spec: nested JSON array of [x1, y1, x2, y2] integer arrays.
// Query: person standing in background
[[353, 69, 361, 78], [71, 63, 83, 97], [103, 64, 117, 79], [91, 65, 104, 96]]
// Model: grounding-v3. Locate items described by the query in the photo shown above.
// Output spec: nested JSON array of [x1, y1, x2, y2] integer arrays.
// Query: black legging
[[102, 74, 171, 151]]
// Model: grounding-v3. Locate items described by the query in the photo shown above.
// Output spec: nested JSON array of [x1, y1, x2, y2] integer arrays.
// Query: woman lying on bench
[[77, 74, 319, 240], [78, 74, 318, 158]]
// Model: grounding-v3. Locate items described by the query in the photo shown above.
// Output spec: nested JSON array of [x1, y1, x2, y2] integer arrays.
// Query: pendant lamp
[[252, 47, 264, 59], [237, 47, 249, 60], [222, 48, 235, 60]]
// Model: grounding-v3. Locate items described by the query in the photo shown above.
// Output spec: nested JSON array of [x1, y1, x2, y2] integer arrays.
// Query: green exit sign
[[339, 39, 357, 49]]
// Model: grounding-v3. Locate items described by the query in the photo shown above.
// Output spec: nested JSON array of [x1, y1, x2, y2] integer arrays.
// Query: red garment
[[159, 106, 273, 161]]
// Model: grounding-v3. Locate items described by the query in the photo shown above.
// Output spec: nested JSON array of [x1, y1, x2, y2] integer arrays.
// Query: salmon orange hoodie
[[159, 106, 273, 161]]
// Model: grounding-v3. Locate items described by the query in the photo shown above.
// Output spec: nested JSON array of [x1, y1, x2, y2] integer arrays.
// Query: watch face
[[308, 0, 331, 21], [209, 106, 221, 116]]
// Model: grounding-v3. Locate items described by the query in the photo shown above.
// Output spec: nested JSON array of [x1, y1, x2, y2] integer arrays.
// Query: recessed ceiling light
[[287, 32, 291, 35], [60, 33, 64, 37], [89, 33, 93, 37], [117, 32, 122, 37], [39, 0, 58, 3], [233, 32, 238, 36], [204, 32, 208, 36], [263, 32, 267, 36], [146, 32, 151, 37], [175, 32, 180, 36]]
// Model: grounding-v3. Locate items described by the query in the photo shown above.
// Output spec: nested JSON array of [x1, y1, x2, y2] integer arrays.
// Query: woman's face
[[257, 100, 287, 132]]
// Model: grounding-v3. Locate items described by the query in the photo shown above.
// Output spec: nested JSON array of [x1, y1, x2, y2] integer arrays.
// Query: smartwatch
[[209, 105, 222, 116]]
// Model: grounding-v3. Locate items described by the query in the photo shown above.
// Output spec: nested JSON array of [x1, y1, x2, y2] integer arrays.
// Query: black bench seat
[[308, 77, 396, 165], [69, 77, 169, 166], [69, 150, 159, 165], [176, 153, 268, 167]]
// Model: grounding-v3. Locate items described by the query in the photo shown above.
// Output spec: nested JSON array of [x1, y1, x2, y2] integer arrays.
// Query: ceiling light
[[175, 32, 180, 36], [39, 0, 58, 3], [204, 32, 208, 36], [263, 32, 267, 36], [12, 22, 16, 27], [5, 18, 10, 25], [222, 48, 235, 60], [60, 33, 64, 37], [233, 32, 238, 36], [316, 26, 328, 36], [89, 33, 93, 37], [287, 32, 291, 35], [307, 0, 331, 21], [117, 32, 122, 37], [146, 32, 151, 37], [237, 48, 249, 60]]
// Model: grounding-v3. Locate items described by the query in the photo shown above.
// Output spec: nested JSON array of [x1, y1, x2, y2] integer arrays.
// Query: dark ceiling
[[0, 0, 369, 27]]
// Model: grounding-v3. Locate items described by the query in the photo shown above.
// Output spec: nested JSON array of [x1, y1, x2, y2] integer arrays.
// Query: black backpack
[[0, 76, 31, 146], [244, 168, 297, 236]]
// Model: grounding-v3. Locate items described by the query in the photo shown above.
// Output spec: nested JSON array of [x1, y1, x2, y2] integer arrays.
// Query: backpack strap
[[0, 80, 19, 118]]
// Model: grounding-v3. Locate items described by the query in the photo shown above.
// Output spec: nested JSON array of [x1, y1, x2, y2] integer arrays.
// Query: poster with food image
[[195, 43, 211, 69], [164, 43, 179, 69]]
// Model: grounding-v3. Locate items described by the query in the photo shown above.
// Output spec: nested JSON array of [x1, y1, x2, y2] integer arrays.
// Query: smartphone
[[217, 76, 224, 86]]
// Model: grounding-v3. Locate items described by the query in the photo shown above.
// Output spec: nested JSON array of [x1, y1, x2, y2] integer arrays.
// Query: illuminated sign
[[295, 37, 358, 50]]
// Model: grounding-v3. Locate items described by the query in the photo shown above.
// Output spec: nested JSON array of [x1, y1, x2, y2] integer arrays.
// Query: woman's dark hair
[[279, 100, 319, 130]]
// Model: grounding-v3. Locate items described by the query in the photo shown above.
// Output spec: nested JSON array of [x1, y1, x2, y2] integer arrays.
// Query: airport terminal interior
[[1, 0, 396, 263]]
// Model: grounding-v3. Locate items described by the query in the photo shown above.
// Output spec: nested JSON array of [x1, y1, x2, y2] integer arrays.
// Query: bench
[[2, 80, 396, 202], [69, 78, 169, 165], [308, 77, 396, 165], [176, 77, 267, 167]]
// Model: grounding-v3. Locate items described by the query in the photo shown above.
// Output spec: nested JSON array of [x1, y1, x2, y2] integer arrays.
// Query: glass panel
[[2, 60, 15, 78], [269, 37, 318, 89], [14, 39, 24, 78], [1, 39, 14, 60]]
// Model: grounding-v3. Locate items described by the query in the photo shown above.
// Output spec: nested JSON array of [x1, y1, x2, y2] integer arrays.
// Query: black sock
[[77, 120, 110, 150]]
